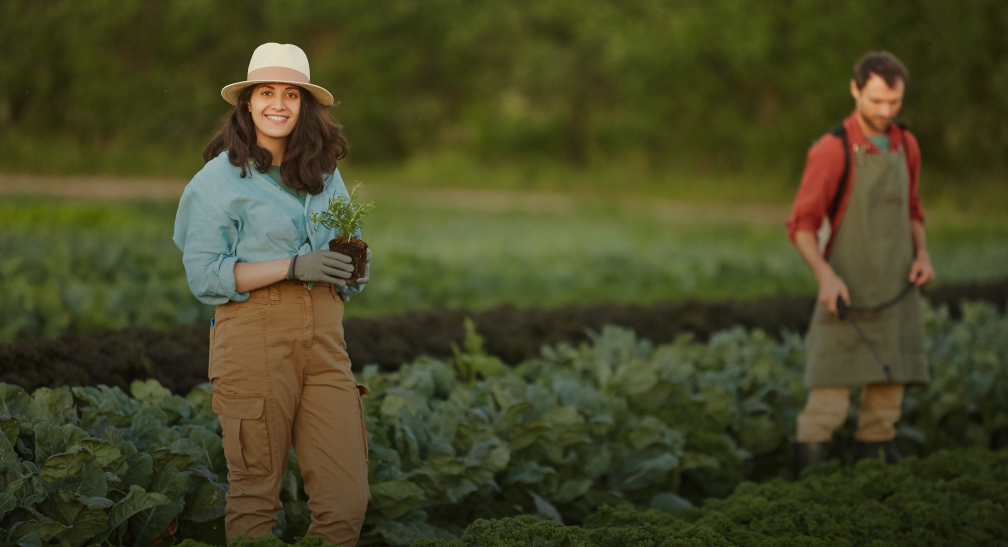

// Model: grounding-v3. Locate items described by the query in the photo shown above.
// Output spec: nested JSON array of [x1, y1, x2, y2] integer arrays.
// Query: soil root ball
[[328, 235, 369, 280]]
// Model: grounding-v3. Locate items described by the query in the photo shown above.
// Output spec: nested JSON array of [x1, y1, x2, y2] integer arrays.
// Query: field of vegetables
[[2, 185, 1007, 547], [3, 191, 1008, 343], [2, 299, 1006, 546]]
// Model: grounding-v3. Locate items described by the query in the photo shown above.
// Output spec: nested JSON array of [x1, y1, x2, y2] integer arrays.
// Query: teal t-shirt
[[867, 134, 890, 153], [266, 165, 307, 205]]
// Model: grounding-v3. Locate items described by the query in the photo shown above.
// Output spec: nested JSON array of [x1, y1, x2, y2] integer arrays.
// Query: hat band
[[246, 66, 310, 84]]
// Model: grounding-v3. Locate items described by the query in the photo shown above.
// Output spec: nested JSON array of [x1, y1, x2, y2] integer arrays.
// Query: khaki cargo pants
[[796, 384, 904, 443], [209, 281, 370, 547]]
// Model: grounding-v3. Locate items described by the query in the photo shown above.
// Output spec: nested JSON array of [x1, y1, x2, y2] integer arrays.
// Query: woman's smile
[[249, 83, 302, 146]]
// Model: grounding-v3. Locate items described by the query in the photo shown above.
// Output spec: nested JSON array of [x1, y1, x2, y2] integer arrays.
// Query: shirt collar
[[843, 111, 906, 153]]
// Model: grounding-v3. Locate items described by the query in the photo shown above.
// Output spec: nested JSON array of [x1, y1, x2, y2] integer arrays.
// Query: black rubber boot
[[854, 440, 902, 464], [792, 441, 832, 475]]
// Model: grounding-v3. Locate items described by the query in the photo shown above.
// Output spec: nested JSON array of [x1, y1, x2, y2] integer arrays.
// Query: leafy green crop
[[4, 196, 1008, 341], [413, 448, 1008, 547], [308, 183, 376, 241], [0, 381, 228, 547], [2, 301, 1006, 546]]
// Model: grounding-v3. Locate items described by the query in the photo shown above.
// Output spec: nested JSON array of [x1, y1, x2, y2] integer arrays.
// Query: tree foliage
[[1, 0, 1007, 176]]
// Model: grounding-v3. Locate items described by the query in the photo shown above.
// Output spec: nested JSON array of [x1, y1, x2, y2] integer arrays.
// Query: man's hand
[[908, 252, 935, 286], [817, 267, 850, 316], [348, 248, 372, 287], [793, 230, 850, 316]]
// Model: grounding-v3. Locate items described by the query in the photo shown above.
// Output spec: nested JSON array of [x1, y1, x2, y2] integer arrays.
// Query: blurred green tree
[[0, 0, 1005, 177]]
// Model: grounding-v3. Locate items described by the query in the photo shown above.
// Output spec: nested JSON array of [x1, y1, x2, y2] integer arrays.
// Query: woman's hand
[[348, 248, 371, 286], [287, 249, 354, 286]]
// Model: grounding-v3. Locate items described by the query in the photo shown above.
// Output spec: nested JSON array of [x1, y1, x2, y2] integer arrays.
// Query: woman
[[173, 43, 371, 547]]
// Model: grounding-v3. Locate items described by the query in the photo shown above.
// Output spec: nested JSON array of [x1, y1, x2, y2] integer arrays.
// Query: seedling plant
[[309, 182, 376, 280]]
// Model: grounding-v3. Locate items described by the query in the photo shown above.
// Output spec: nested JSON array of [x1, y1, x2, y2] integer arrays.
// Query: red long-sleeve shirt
[[787, 111, 924, 259]]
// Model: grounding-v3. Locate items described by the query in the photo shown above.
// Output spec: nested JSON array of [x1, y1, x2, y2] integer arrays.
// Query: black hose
[[835, 282, 916, 383]]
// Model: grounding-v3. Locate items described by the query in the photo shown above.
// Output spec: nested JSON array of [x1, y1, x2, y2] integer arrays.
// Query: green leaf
[[443, 479, 478, 503], [369, 480, 426, 519], [0, 384, 31, 416], [0, 426, 22, 472], [101, 485, 171, 539], [464, 439, 511, 485], [7, 509, 68, 542], [614, 450, 680, 491], [182, 473, 227, 523], [130, 379, 172, 403], [419, 451, 465, 480], [44, 491, 112, 547], [150, 447, 191, 473], [503, 460, 556, 486], [527, 489, 563, 524], [120, 442, 155, 490], [553, 479, 592, 504], [507, 417, 550, 450], [185, 383, 214, 410], [1, 416, 21, 446], [26, 387, 75, 425], [16, 532, 42, 547], [734, 415, 785, 456], [0, 488, 18, 522], [33, 422, 88, 466], [38, 446, 90, 483], [130, 462, 190, 547], [366, 509, 457, 545], [648, 492, 693, 516], [70, 438, 125, 475]]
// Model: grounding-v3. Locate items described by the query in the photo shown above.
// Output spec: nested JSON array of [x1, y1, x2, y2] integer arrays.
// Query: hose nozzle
[[836, 296, 850, 320]]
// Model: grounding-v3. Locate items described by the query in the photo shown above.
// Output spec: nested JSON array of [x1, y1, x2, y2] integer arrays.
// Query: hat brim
[[221, 80, 335, 107]]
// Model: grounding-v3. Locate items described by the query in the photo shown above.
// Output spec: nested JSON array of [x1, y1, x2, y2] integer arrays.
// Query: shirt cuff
[[343, 283, 365, 296], [219, 255, 250, 303]]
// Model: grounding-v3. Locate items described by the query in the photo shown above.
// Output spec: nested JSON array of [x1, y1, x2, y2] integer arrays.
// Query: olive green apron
[[804, 144, 929, 388]]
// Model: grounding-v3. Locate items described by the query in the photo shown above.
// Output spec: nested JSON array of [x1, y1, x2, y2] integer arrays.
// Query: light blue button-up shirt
[[173, 151, 365, 306]]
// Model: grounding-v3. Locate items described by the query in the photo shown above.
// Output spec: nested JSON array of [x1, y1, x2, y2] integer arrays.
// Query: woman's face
[[248, 83, 302, 144]]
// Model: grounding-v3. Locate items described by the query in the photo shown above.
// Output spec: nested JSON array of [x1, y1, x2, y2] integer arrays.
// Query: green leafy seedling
[[309, 182, 376, 240]]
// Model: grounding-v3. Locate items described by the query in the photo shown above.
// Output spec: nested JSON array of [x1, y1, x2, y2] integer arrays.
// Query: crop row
[[2, 283, 1006, 397], [171, 447, 1008, 547], [2, 301, 1006, 546], [5, 197, 1008, 344], [409, 447, 1008, 547]]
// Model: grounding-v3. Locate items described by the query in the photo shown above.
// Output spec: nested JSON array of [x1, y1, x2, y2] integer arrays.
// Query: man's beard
[[858, 106, 890, 134]]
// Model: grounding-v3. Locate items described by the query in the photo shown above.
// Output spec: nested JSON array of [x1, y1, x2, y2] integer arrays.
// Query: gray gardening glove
[[286, 250, 353, 286]]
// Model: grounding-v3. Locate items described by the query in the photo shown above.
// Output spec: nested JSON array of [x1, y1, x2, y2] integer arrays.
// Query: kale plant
[[308, 182, 376, 240]]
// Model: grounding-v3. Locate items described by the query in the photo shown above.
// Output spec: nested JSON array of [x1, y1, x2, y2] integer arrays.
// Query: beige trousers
[[795, 384, 904, 443], [209, 281, 370, 547]]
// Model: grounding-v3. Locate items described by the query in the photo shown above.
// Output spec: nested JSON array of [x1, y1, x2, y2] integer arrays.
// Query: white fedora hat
[[221, 43, 335, 107]]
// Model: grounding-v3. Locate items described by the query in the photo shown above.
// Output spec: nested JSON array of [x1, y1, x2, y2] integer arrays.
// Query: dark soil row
[[2, 279, 1005, 395]]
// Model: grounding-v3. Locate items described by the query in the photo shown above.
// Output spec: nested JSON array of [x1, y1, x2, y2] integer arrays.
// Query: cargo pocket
[[356, 384, 370, 462], [213, 393, 272, 476]]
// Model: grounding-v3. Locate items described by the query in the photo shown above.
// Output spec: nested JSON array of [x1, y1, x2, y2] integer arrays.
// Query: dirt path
[[0, 174, 189, 200], [0, 173, 790, 224]]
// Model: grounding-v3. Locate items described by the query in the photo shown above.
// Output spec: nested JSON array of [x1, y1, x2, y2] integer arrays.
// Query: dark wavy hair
[[203, 84, 348, 195]]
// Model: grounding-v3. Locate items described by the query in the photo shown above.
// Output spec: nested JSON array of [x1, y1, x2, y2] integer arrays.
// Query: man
[[787, 51, 934, 471]]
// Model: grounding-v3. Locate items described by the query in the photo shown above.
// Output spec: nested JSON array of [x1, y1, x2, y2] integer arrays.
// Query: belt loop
[[270, 285, 281, 303], [329, 284, 336, 299]]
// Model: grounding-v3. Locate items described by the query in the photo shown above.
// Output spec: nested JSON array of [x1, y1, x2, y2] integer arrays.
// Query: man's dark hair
[[853, 51, 909, 90], [204, 85, 349, 195]]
